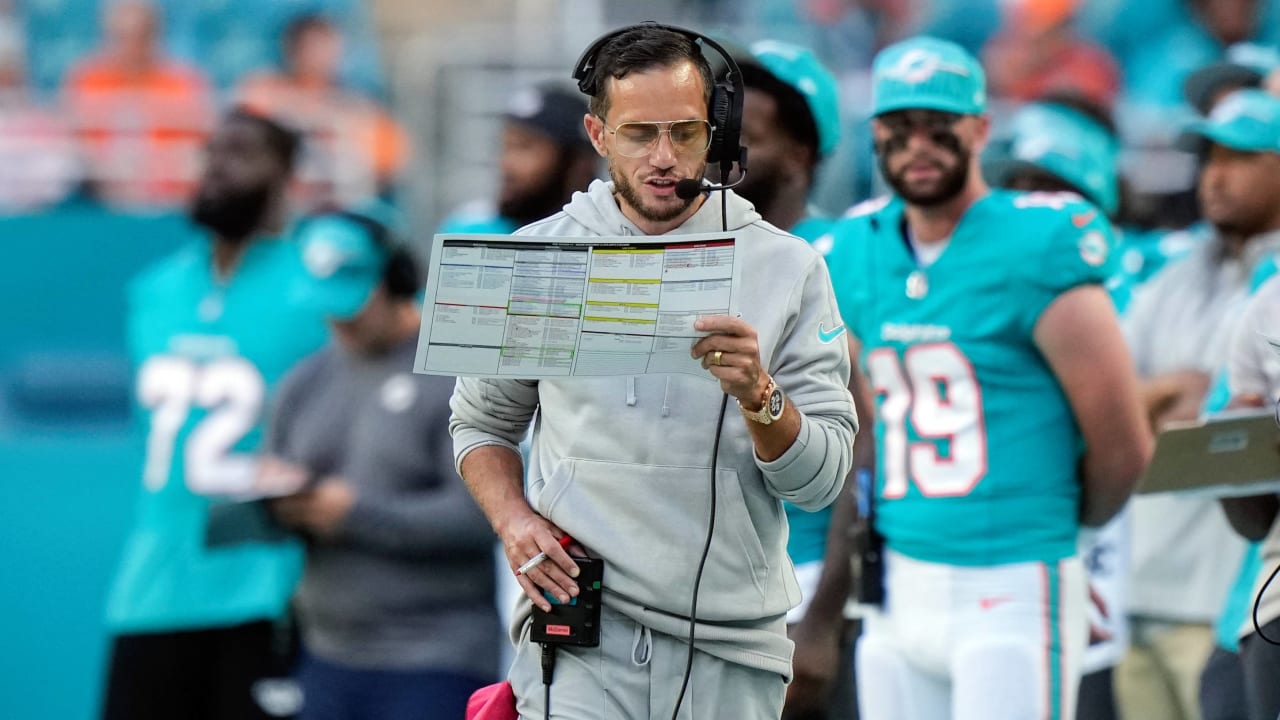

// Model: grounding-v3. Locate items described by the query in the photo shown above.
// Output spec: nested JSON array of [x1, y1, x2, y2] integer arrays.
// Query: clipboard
[[1137, 407, 1280, 497]]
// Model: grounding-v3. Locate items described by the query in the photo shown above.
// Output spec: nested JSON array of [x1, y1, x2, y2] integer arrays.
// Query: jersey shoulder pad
[[842, 194, 893, 219]]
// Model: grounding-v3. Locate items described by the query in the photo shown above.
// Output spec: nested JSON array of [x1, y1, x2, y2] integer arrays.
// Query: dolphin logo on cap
[[879, 48, 971, 85], [302, 237, 349, 279]]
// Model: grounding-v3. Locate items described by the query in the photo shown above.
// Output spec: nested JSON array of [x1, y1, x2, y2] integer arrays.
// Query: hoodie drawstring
[[625, 377, 674, 415], [625, 377, 671, 417], [631, 624, 652, 667]]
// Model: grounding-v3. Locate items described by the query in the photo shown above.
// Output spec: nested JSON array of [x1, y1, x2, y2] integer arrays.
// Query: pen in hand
[[516, 534, 574, 576]]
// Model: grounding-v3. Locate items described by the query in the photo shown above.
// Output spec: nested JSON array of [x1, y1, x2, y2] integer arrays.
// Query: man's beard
[[499, 164, 572, 228], [879, 147, 971, 208], [190, 184, 273, 241], [1209, 214, 1260, 239], [610, 163, 702, 224], [1202, 191, 1268, 240]]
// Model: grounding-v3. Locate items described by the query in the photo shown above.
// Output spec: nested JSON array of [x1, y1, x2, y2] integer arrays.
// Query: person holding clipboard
[[1118, 87, 1280, 720], [1218, 231, 1280, 720]]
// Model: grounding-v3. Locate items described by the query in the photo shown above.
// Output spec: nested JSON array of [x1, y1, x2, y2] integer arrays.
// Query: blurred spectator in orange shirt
[[0, 4, 79, 213], [63, 0, 214, 209], [238, 14, 408, 209], [982, 0, 1122, 111]]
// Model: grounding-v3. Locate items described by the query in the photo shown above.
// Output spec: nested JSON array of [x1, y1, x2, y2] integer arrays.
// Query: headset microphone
[[674, 166, 750, 200]]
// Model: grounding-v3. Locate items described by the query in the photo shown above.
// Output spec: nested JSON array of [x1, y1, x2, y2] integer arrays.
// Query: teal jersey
[[106, 236, 329, 633], [826, 191, 1116, 566], [792, 214, 836, 246], [785, 212, 838, 566]]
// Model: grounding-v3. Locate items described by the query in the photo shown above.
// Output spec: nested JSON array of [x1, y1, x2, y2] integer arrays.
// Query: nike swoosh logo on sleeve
[[817, 323, 847, 344]]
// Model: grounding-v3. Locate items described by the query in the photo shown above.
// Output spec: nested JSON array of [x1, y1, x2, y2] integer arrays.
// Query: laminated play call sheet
[[414, 232, 741, 378]]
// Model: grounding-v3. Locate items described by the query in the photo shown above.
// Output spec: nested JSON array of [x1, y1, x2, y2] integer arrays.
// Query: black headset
[[571, 22, 745, 177], [300, 208, 420, 299]]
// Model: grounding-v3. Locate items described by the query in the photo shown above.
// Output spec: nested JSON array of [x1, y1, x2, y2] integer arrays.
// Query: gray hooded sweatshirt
[[449, 179, 856, 677]]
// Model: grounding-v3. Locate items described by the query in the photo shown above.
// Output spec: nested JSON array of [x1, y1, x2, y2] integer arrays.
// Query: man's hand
[[1087, 583, 1113, 645], [1145, 369, 1212, 430], [783, 617, 840, 718], [255, 456, 310, 496], [691, 315, 768, 406], [457, 446, 583, 613], [271, 478, 355, 539], [498, 510, 584, 612]]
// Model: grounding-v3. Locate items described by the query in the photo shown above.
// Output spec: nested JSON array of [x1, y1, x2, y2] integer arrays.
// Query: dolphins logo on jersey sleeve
[[1079, 230, 1109, 267]]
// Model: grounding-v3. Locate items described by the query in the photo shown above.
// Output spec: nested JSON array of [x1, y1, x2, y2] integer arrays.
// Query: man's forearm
[[803, 474, 855, 624], [341, 482, 498, 560], [1078, 437, 1151, 527], [459, 444, 533, 536]]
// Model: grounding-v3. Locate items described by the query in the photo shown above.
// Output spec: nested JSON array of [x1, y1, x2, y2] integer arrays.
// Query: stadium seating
[[24, 0, 385, 96]]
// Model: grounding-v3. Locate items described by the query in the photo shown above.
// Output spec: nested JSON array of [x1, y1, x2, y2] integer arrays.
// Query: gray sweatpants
[[508, 605, 786, 719]]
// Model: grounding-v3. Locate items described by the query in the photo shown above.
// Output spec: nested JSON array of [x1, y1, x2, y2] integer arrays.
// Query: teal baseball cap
[[871, 36, 986, 117], [748, 39, 842, 157], [985, 103, 1119, 214], [294, 213, 390, 321], [1179, 88, 1280, 154]]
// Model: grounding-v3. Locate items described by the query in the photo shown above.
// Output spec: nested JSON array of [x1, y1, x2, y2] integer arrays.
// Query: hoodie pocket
[[542, 457, 772, 621]]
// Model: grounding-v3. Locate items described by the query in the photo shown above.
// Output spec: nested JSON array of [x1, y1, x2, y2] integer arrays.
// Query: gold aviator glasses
[[600, 119, 714, 158]]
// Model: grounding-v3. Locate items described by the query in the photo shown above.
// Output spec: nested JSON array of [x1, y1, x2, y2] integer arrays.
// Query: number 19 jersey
[[825, 191, 1116, 567], [106, 236, 329, 633]]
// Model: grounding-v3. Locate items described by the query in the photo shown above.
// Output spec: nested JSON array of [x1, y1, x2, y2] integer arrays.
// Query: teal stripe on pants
[[1046, 560, 1062, 720]]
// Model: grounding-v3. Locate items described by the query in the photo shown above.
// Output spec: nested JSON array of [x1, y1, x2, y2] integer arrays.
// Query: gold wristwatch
[[739, 377, 785, 424]]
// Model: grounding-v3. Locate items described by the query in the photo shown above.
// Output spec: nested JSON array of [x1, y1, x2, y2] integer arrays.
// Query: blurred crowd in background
[[0, 0, 400, 212], [5, 0, 1280, 719], [2, 0, 1279, 230]]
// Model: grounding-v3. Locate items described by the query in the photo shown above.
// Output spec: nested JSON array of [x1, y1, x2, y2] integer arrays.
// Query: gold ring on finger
[[712, 350, 723, 366]]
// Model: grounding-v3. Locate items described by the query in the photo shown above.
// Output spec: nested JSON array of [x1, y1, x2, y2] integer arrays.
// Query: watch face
[[768, 387, 784, 418]]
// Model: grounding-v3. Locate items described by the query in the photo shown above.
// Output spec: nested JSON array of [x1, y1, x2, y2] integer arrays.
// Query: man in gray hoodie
[[449, 23, 857, 720]]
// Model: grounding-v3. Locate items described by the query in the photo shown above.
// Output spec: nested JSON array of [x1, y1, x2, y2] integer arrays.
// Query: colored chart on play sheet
[[415, 232, 741, 377]]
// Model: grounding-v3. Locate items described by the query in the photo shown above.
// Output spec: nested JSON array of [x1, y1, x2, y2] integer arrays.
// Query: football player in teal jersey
[[824, 37, 1152, 720], [101, 109, 330, 720]]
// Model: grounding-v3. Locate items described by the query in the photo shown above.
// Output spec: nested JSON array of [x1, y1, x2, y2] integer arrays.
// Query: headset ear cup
[[708, 85, 731, 165], [716, 78, 743, 170]]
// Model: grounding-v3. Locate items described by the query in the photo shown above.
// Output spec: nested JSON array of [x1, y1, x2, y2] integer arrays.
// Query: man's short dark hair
[[225, 106, 302, 172], [587, 26, 714, 121], [283, 13, 336, 56], [739, 63, 820, 162]]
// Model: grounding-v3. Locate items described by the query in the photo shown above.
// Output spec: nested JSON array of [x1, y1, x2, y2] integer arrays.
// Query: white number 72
[[137, 356, 265, 496]]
